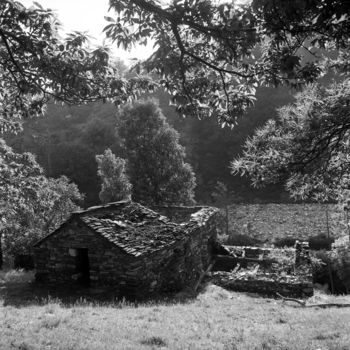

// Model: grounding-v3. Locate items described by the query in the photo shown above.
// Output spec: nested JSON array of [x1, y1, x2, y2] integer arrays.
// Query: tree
[[106, 0, 349, 125], [0, 139, 41, 268], [4, 176, 83, 258], [231, 80, 350, 202], [0, 139, 83, 267], [96, 149, 132, 203], [117, 99, 196, 205], [0, 0, 155, 133]]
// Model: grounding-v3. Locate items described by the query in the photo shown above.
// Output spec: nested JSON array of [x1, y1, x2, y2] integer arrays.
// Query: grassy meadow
[[1, 270, 350, 350]]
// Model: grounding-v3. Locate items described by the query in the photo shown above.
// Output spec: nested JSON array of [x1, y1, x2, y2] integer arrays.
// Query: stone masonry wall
[[229, 203, 341, 243], [35, 219, 135, 288], [211, 272, 313, 298], [185, 207, 225, 268], [154, 205, 225, 268], [136, 206, 225, 293]]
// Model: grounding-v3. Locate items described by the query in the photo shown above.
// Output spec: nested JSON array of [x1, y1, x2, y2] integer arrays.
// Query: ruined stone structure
[[34, 201, 223, 297], [211, 242, 313, 298]]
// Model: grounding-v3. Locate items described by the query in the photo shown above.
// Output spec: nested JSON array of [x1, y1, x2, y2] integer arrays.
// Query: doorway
[[75, 248, 90, 286]]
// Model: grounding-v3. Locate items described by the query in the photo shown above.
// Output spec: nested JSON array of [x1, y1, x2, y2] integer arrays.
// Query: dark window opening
[[75, 248, 90, 286]]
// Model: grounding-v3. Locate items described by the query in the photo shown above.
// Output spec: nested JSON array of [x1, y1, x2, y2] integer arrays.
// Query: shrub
[[14, 254, 34, 270], [274, 235, 334, 250], [224, 233, 261, 246], [311, 249, 347, 294], [140, 336, 167, 347], [273, 237, 296, 248], [332, 236, 350, 293], [309, 235, 334, 250]]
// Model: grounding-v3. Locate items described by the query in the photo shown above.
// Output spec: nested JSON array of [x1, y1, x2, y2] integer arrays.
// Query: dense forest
[[6, 85, 295, 206]]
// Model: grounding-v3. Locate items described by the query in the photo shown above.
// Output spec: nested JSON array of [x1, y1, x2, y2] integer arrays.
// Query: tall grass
[[1, 282, 350, 350]]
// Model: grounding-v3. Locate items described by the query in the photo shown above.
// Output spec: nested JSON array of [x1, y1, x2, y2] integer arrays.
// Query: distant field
[[1, 270, 350, 350]]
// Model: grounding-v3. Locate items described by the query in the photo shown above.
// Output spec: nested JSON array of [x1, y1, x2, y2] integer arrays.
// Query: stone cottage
[[34, 200, 223, 297]]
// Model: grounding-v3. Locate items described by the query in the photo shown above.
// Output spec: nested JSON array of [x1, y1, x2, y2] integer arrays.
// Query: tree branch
[[171, 22, 252, 78], [0, 28, 25, 78]]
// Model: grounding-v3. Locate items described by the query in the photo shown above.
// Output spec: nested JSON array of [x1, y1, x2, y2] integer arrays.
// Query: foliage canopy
[[106, 0, 350, 124], [232, 80, 350, 202], [0, 0, 155, 133], [0, 139, 83, 262], [1, 0, 349, 129]]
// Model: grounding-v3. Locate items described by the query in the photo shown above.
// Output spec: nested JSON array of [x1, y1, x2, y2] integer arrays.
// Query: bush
[[332, 236, 350, 293], [309, 235, 334, 250], [223, 233, 261, 246], [274, 235, 334, 250], [273, 237, 296, 248], [311, 249, 347, 295]]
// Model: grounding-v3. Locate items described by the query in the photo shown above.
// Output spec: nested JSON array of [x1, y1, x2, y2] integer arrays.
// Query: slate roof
[[36, 200, 188, 257]]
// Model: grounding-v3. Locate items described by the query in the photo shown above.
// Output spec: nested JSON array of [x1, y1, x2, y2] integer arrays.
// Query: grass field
[[1, 270, 350, 350]]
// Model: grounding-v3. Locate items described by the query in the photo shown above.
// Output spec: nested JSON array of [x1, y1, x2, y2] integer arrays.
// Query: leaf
[[104, 16, 115, 23], [33, 1, 43, 9]]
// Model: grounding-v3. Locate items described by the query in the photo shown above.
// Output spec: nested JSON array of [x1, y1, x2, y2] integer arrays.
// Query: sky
[[21, 0, 155, 63]]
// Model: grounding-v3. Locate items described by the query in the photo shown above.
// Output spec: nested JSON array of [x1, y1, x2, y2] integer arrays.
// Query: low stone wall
[[228, 203, 341, 244], [211, 272, 313, 298]]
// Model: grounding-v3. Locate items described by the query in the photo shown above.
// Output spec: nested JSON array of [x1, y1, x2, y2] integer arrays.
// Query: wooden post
[[225, 204, 229, 236]]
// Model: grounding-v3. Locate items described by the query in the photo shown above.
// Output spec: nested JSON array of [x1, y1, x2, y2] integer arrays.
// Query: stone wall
[[229, 203, 341, 243], [211, 272, 313, 298], [137, 206, 224, 293], [155, 205, 225, 268], [179, 207, 225, 268], [35, 219, 135, 288]]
